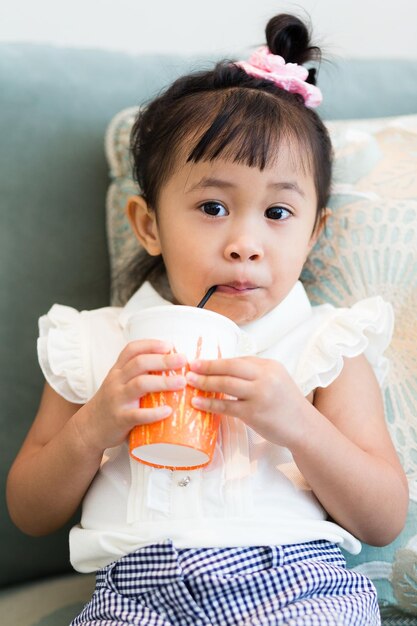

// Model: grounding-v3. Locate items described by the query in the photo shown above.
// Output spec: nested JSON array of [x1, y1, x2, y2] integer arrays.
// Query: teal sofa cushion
[[317, 59, 417, 120], [0, 573, 94, 625]]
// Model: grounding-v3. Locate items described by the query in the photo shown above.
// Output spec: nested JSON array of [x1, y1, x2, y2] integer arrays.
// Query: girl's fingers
[[116, 339, 174, 369], [191, 395, 242, 418], [122, 351, 187, 383], [189, 357, 257, 381], [186, 371, 249, 399], [128, 405, 173, 424], [124, 372, 186, 401]]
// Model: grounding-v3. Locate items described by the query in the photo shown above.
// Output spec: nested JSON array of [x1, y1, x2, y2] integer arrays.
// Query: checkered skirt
[[71, 540, 380, 625]]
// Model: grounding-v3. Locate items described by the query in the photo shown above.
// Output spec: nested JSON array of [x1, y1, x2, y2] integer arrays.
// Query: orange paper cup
[[129, 364, 223, 469], [126, 306, 242, 470]]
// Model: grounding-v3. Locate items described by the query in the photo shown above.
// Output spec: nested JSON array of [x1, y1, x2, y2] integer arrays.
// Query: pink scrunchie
[[235, 46, 322, 108]]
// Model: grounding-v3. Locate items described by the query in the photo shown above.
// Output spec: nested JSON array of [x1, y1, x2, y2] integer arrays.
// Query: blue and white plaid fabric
[[72, 540, 380, 625]]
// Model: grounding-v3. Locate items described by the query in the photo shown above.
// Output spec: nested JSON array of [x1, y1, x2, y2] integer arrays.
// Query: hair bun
[[265, 14, 320, 70]]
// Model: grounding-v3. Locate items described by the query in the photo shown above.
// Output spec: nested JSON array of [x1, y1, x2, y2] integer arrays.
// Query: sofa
[[1, 43, 417, 625]]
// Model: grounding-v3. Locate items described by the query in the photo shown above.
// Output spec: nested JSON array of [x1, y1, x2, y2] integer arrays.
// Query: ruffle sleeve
[[37, 304, 90, 404], [295, 296, 394, 396]]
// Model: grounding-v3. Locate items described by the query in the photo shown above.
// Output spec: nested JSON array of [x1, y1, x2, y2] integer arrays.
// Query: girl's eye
[[265, 206, 292, 220], [199, 202, 228, 217]]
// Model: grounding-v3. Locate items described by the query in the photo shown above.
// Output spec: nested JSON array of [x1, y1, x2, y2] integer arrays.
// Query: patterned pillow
[[105, 106, 143, 302], [302, 114, 417, 615], [105, 110, 417, 615]]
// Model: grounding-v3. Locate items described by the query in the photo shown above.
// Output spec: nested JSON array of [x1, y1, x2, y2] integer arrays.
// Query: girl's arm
[[6, 341, 187, 536], [6, 384, 104, 536], [292, 354, 408, 545], [187, 354, 408, 546]]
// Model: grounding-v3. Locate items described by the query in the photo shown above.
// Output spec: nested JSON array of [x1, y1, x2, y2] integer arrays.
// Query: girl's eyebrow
[[187, 177, 235, 192], [188, 176, 305, 197], [270, 181, 306, 198]]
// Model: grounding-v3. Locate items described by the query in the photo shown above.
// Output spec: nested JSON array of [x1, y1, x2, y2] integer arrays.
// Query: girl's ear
[[126, 195, 161, 256], [308, 207, 332, 251]]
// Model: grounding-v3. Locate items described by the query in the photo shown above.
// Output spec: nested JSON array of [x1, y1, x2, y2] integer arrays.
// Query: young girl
[[7, 13, 408, 626]]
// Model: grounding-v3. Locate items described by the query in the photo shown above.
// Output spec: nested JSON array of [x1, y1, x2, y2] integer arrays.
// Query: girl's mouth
[[216, 282, 259, 295]]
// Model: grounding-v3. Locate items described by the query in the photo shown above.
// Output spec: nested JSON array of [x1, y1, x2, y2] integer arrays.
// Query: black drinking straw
[[197, 285, 217, 308]]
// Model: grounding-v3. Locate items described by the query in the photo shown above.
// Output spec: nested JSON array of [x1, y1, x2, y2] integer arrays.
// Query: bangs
[[134, 81, 331, 215], [186, 89, 314, 174]]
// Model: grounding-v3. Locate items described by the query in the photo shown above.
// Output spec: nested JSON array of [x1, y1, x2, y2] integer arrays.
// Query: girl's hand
[[76, 340, 187, 454], [186, 356, 307, 447]]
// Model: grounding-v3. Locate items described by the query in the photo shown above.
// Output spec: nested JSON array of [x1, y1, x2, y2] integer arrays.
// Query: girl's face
[[129, 146, 321, 325]]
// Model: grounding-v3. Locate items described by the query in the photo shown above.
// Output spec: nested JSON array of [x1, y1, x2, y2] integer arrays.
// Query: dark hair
[[120, 13, 332, 303]]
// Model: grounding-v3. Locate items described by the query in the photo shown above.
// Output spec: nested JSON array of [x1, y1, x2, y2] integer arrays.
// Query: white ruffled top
[[37, 281, 393, 573]]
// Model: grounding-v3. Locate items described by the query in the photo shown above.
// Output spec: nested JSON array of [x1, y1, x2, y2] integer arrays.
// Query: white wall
[[1, 0, 417, 59]]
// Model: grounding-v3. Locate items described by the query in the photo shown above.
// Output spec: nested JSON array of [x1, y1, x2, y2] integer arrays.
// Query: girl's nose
[[224, 237, 264, 262]]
